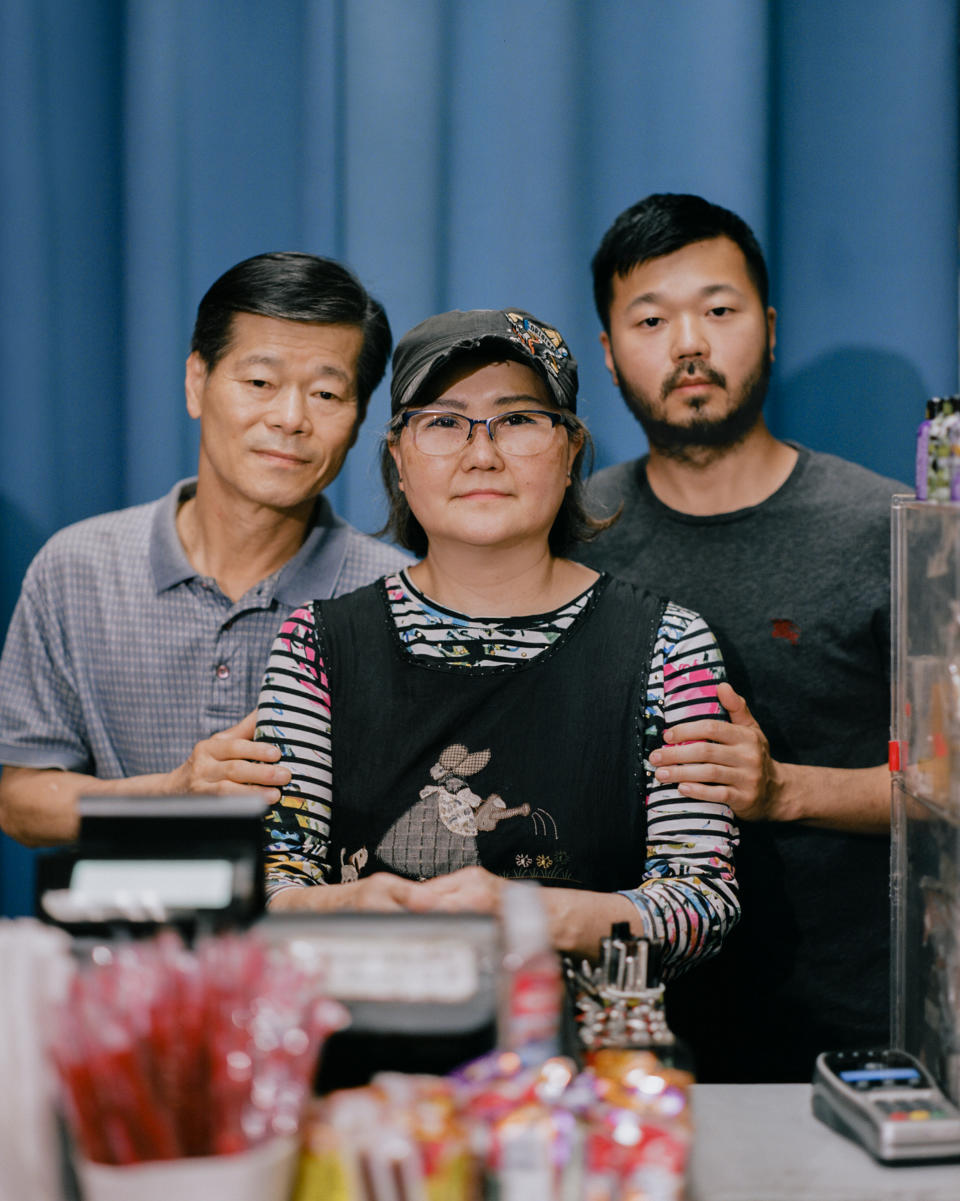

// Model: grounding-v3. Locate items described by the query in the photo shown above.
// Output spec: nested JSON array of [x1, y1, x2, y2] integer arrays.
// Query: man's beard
[[614, 340, 772, 462]]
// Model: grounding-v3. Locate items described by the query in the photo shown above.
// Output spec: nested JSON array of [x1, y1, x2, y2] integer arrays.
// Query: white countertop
[[688, 1084, 960, 1201]]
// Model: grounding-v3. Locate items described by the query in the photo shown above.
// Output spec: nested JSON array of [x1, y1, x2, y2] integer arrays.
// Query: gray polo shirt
[[0, 479, 411, 778]]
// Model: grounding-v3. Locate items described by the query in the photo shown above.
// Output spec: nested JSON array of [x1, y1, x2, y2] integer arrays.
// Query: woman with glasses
[[256, 308, 739, 969]]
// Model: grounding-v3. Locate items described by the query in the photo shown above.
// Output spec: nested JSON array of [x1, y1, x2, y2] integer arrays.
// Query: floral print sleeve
[[619, 601, 739, 977], [257, 604, 335, 894]]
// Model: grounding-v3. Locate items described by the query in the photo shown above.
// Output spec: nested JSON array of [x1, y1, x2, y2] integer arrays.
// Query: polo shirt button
[[216, 663, 231, 680]]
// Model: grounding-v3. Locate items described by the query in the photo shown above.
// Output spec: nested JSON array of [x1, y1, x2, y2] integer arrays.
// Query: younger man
[[577, 194, 903, 1080]]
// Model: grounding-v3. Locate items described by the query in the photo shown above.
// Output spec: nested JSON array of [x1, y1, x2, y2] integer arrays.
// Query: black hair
[[189, 251, 392, 416], [591, 193, 769, 331]]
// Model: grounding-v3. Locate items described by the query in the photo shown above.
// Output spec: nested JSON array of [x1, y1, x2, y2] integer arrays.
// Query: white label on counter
[[285, 935, 478, 1001]]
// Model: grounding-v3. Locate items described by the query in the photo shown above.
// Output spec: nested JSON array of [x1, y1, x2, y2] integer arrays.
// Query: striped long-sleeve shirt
[[257, 571, 739, 974]]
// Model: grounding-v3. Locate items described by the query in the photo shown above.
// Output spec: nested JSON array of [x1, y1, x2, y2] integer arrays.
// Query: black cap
[[390, 308, 578, 415]]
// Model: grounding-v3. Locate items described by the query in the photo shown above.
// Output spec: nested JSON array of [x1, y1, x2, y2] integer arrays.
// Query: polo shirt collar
[[150, 479, 199, 593], [149, 478, 349, 605], [274, 495, 349, 609]]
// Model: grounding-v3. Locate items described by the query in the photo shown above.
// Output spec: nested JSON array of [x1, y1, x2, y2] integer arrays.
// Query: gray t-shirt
[[0, 479, 411, 778], [576, 444, 906, 1081]]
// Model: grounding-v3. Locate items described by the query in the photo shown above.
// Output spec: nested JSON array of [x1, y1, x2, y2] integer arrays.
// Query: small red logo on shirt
[[771, 619, 800, 645]]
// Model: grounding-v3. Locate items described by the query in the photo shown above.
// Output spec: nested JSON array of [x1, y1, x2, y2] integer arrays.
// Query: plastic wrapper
[[294, 1076, 477, 1201], [291, 1045, 690, 1201], [50, 928, 348, 1166]]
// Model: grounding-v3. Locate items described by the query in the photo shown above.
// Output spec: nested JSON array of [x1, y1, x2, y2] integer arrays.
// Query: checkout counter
[[688, 1084, 960, 1201], [21, 621, 960, 1201]]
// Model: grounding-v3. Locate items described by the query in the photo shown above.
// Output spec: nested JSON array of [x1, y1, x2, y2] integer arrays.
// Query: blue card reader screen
[[839, 1067, 921, 1084]]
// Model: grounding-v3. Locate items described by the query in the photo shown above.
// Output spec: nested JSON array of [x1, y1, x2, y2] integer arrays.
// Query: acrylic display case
[[890, 496, 960, 1103]]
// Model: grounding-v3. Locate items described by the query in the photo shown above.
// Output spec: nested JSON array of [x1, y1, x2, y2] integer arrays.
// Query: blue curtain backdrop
[[1, 0, 957, 915]]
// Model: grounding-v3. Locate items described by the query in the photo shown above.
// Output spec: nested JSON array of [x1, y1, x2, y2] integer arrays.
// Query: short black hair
[[592, 193, 769, 331], [190, 252, 392, 416]]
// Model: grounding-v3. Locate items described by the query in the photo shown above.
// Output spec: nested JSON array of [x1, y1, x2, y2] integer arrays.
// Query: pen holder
[[75, 1135, 299, 1201]]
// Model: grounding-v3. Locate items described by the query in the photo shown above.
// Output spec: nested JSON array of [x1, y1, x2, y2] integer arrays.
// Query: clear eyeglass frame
[[393, 408, 571, 457]]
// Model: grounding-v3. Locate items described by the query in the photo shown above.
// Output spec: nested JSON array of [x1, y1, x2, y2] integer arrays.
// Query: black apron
[[319, 573, 664, 892]]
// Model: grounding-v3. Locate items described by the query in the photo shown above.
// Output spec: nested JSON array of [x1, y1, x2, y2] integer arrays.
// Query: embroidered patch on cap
[[505, 310, 570, 378]]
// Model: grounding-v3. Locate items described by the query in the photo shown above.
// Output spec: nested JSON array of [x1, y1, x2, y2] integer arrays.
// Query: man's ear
[[766, 307, 777, 362], [184, 351, 208, 419], [599, 331, 619, 386]]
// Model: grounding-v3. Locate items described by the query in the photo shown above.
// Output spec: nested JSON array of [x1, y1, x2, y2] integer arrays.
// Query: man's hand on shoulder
[[650, 682, 779, 821], [650, 682, 891, 833], [165, 710, 291, 802], [0, 710, 292, 848]]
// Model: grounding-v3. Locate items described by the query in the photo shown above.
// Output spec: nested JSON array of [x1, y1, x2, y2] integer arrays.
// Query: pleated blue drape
[[1, 0, 957, 914]]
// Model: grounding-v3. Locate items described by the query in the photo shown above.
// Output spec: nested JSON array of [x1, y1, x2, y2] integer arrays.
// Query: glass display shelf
[[890, 497, 960, 1103]]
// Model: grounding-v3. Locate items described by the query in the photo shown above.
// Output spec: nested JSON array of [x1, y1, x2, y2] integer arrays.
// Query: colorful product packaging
[[916, 396, 960, 501], [293, 1076, 477, 1201], [291, 1047, 691, 1201]]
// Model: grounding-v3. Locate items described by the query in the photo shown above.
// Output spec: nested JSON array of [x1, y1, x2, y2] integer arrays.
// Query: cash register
[[36, 794, 500, 1087]]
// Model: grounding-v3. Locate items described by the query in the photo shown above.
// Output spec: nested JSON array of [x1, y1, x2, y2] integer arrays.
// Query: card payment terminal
[[812, 1048, 960, 1163]]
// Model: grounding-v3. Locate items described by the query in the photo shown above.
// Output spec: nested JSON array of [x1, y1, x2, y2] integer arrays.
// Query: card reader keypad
[[874, 1098, 954, 1121]]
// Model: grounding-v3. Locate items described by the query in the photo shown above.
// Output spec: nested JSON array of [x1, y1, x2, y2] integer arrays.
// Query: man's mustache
[[661, 360, 726, 400]]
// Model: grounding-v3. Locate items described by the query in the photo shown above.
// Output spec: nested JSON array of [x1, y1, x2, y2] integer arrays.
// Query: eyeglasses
[[394, 409, 571, 457]]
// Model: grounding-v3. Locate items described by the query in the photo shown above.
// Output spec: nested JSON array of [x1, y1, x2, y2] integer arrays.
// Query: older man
[[0, 252, 410, 846]]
